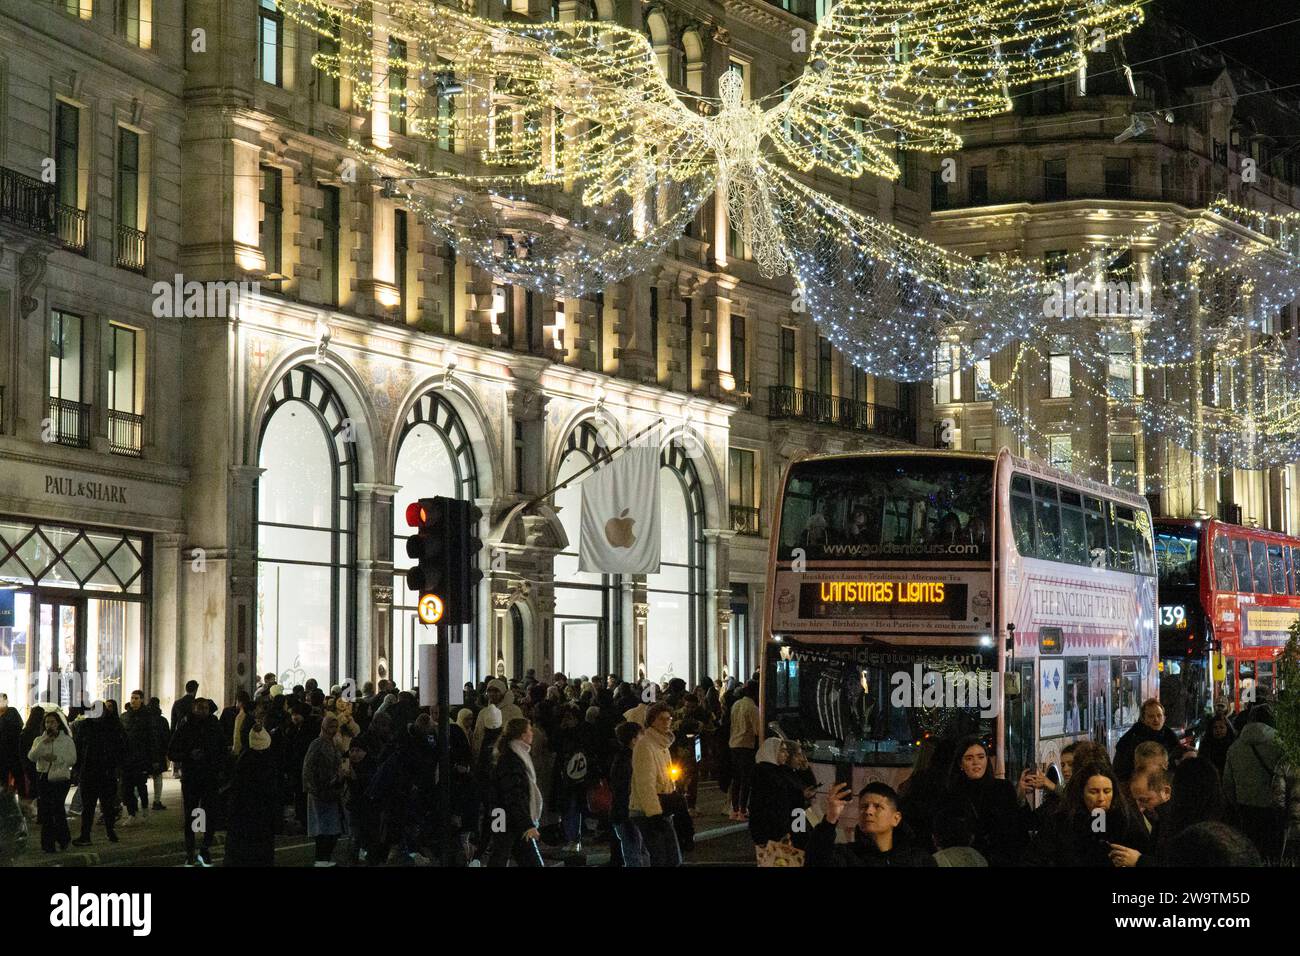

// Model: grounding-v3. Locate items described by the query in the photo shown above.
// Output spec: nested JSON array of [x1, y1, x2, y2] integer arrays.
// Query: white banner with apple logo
[[578, 445, 661, 574]]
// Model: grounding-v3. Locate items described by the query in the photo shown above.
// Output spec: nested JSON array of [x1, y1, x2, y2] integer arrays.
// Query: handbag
[[756, 838, 806, 867], [586, 778, 613, 817], [659, 790, 694, 852]]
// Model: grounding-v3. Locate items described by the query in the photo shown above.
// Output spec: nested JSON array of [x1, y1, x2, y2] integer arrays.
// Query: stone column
[[633, 601, 650, 683], [227, 464, 264, 699], [151, 533, 183, 706], [354, 482, 400, 686], [703, 528, 736, 681]]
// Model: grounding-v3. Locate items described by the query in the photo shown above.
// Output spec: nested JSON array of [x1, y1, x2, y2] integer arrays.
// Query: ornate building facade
[[1, 0, 931, 713], [927, 10, 1300, 532]]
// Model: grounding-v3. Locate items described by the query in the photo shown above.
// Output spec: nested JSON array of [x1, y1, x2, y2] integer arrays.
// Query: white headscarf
[[756, 738, 786, 766]]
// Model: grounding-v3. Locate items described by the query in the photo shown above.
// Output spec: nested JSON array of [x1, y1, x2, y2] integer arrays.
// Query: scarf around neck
[[509, 738, 544, 826]]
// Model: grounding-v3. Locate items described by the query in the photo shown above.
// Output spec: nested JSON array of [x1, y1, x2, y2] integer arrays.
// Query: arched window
[[554, 421, 617, 678], [392, 391, 479, 688], [256, 365, 355, 688], [644, 440, 706, 685]]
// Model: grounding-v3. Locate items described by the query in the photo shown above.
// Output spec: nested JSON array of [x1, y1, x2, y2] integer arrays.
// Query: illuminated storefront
[[0, 518, 149, 713]]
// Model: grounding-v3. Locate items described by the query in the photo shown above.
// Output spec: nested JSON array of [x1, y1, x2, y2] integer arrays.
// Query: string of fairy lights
[[271, 0, 1147, 293], [269, 1, 1300, 470]]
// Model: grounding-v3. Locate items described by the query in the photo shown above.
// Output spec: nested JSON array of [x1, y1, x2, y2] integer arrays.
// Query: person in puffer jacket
[[1222, 706, 1283, 860]]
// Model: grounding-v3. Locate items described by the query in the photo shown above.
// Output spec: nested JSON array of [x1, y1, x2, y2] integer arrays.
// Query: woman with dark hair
[[1163, 755, 1228, 845], [943, 736, 1031, 866], [1030, 760, 1151, 866], [899, 736, 957, 852], [19, 706, 46, 817], [28, 712, 76, 853], [1196, 715, 1234, 775], [488, 717, 544, 867]]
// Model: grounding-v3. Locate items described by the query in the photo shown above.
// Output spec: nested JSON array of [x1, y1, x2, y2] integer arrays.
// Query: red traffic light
[[405, 501, 426, 527]]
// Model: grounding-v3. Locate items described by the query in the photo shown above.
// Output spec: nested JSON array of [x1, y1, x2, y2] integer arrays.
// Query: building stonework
[[2, 0, 927, 715], [927, 10, 1300, 535]]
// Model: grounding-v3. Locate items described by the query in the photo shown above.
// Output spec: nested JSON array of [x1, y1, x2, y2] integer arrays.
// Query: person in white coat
[[28, 712, 76, 853]]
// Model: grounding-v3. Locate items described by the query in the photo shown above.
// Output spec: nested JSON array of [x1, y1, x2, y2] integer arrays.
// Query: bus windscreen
[[777, 456, 994, 562], [766, 639, 998, 767]]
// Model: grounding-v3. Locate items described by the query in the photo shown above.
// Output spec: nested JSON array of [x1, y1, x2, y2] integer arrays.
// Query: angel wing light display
[[276, 0, 1146, 380]]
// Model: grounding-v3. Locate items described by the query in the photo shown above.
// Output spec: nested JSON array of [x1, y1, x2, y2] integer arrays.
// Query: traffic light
[[406, 497, 451, 623], [444, 499, 485, 627], [404, 496, 484, 628]]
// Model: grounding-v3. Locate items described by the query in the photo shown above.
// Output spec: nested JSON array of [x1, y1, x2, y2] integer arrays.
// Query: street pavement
[[10, 777, 754, 867]]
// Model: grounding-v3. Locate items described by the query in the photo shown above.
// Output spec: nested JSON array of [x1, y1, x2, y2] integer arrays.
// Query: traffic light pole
[[437, 621, 452, 867]]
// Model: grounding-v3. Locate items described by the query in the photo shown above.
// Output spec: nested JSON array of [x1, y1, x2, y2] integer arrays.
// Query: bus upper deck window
[[1291, 546, 1300, 593], [1231, 538, 1253, 594], [1250, 540, 1271, 594], [1268, 544, 1287, 594], [1083, 496, 1107, 567], [1011, 488, 1036, 556], [1213, 535, 1236, 590], [1058, 496, 1087, 565], [1033, 480, 1061, 560], [1110, 504, 1137, 573]]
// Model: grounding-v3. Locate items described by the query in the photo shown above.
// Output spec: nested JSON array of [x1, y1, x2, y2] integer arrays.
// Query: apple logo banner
[[605, 508, 637, 548], [579, 445, 662, 574]]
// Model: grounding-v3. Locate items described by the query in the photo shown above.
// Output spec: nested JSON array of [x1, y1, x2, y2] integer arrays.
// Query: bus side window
[[1058, 489, 1087, 565], [1291, 546, 1300, 593], [1214, 535, 1237, 590], [1135, 512, 1154, 575], [1011, 490, 1036, 557], [1268, 544, 1287, 594], [1111, 504, 1137, 573], [1231, 538, 1253, 594], [1084, 495, 1107, 567], [1250, 540, 1271, 594], [1033, 480, 1061, 561]]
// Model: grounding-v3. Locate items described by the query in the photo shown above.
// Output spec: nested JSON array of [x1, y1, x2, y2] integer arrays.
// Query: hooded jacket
[[630, 725, 675, 817], [806, 819, 937, 867], [1223, 722, 1282, 809]]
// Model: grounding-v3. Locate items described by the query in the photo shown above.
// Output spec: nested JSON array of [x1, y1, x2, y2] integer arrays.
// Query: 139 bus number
[[1159, 605, 1187, 628]]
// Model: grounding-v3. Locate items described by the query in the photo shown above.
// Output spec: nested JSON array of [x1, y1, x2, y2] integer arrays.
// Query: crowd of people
[[1, 680, 1297, 868], [748, 697, 1298, 867]]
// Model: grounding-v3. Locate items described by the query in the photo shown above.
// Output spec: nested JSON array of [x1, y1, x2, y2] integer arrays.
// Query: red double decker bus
[[1154, 517, 1300, 734]]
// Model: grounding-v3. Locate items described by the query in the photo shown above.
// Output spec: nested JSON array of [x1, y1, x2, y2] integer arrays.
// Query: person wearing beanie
[[224, 721, 279, 866]]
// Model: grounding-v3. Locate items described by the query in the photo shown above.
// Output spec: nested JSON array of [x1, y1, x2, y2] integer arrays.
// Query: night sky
[[1160, 0, 1300, 86]]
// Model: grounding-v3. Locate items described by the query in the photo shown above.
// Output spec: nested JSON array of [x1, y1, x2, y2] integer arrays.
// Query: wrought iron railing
[[48, 397, 91, 448], [729, 505, 761, 537], [115, 223, 147, 273], [767, 385, 915, 441], [108, 409, 144, 457], [0, 165, 54, 233], [57, 204, 87, 253]]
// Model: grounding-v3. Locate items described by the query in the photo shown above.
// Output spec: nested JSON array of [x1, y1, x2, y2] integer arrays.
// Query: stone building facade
[[927, 10, 1300, 533], [2, 0, 929, 713]]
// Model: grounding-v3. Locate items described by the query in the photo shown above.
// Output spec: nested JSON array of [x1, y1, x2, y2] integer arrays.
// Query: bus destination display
[[799, 580, 969, 621]]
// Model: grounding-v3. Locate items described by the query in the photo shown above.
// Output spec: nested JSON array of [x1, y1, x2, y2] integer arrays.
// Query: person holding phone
[[28, 713, 76, 854], [807, 781, 936, 867]]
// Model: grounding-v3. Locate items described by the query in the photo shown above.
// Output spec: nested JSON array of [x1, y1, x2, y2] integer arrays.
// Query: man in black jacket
[[72, 702, 129, 846], [1113, 699, 1184, 782], [807, 781, 937, 867], [168, 698, 226, 866], [171, 680, 199, 736], [120, 690, 155, 822]]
